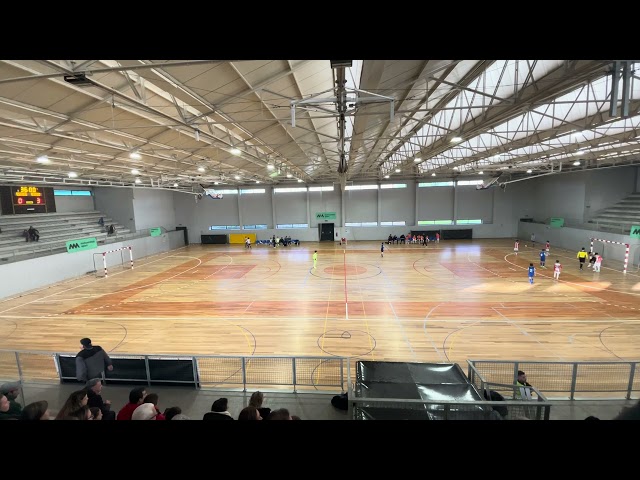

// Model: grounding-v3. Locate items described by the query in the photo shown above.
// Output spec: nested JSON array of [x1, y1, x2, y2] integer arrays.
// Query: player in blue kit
[[539, 249, 546, 268], [528, 263, 535, 284]]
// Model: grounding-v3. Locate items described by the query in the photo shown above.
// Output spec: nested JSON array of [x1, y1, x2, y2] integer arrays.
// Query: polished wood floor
[[1, 239, 639, 371]]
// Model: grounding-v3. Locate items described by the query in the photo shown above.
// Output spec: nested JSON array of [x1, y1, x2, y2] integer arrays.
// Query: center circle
[[323, 264, 367, 276]]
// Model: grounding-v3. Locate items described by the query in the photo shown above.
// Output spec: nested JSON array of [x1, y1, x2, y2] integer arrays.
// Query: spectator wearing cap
[[86, 378, 115, 421], [116, 386, 147, 420], [0, 382, 22, 416], [132, 403, 158, 420], [75, 337, 113, 382], [203, 397, 234, 420]]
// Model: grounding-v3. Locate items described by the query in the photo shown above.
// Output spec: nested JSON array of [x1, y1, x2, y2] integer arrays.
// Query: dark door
[[319, 222, 334, 241], [176, 226, 189, 245]]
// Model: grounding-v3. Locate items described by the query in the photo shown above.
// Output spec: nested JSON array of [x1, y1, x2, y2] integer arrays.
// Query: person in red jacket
[[116, 387, 147, 420]]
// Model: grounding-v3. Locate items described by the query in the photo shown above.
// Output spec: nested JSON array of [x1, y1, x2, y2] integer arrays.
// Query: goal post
[[589, 238, 629, 274], [93, 246, 134, 277]]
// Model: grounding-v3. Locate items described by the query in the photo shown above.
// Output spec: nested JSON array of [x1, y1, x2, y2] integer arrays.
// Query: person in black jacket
[[249, 391, 271, 420], [203, 398, 234, 420], [75, 338, 113, 382], [85, 378, 115, 420]]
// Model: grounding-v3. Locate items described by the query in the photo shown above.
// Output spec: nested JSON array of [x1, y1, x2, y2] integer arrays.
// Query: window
[[274, 187, 307, 193], [456, 219, 482, 224], [457, 180, 484, 186], [418, 220, 454, 225], [243, 224, 268, 230], [309, 186, 334, 192], [240, 188, 265, 194], [380, 184, 407, 189], [277, 223, 309, 228], [345, 222, 378, 227], [380, 221, 406, 226], [345, 184, 378, 190], [209, 225, 240, 230], [211, 189, 238, 195], [54, 189, 92, 196], [419, 182, 454, 187]]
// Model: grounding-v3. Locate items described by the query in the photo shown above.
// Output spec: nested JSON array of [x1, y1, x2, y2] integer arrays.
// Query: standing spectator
[[75, 337, 113, 382], [85, 378, 115, 420], [21, 401, 50, 421], [116, 387, 147, 420], [0, 382, 22, 416], [203, 398, 234, 420], [577, 247, 588, 270]]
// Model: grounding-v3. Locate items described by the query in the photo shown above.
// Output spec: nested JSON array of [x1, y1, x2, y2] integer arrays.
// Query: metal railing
[[468, 360, 640, 400], [0, 349, 346, 394]]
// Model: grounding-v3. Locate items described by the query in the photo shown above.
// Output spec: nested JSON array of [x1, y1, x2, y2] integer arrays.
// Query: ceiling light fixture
[[135, 178, 142, 184], [526, 169, 532, 173], [214, 181, 219, 185], [36, 155, 49, 164], [478, 171, 484, 175], [451, 136, 462, 143], [129, 152, 141, 160], [68, 171, 78, 178], [195, 130, 200, 142], [414, 158, 421, 162], [173, 183, 178, 187], [234, 175, 240, 180], [452, 166, 459, 170], [573, 161, 581, 166], [267, 164, 275, 170], [286, 173, 292, 178], [395, 168, 401, 173], [297, 179, 303, 183], [256, 180, 261, 184], [384, 175, 390, 179], [575, 150, 586, 155], [197, 166, 205, 172], [131, 169, 140, 175], [230, 148, 241, 156]]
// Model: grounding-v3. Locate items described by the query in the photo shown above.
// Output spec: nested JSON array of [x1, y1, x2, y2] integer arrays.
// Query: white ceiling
[[0, 60, 637, 192]]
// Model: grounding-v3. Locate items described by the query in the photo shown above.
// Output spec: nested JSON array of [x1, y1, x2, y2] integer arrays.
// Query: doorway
[[319, 222, 334, 241], [176, 226, 189, 246]]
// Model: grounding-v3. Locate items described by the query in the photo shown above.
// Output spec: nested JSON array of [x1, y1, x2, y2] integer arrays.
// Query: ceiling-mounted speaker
[[63, 73, 93, 87]]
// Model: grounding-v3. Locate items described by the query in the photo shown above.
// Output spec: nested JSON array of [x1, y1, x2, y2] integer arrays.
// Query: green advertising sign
[[149, 227, 162, 237], [549, 217, 565, 228], [316, 212, 336, 220], [631, 225, 640, 239], [66, 237, 98, 253]]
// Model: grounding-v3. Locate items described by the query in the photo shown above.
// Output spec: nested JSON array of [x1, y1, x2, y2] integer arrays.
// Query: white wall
[[417, 185, 454, 221], [309, 189, 341, 227], [0, 230, 185, 299], [240, 191, 272, 226], [274, 191, 307, 225], [512, 166, 637, 224], [380, 182, 415, 224], [53, 189, 95, 213], [345, 189, 377, 223], [132, 188, 176, 231], [94, 187, 136, 231]]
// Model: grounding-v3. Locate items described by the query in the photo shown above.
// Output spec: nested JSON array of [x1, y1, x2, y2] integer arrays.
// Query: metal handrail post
[[627, 363, 636, 400], [292, 358, 297, 393], [570, 363, 578, 400]]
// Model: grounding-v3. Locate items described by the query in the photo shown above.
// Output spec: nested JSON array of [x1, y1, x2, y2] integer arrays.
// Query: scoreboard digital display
[[13, 186, 45, 206]]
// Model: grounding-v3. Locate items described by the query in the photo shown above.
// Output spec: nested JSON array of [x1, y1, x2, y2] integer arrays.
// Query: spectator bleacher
[[0, 211, 130, 260]]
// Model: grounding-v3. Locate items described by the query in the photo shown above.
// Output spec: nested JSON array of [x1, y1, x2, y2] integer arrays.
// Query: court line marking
[[350, 250, 376, 361], [421, 304, 447, 362]]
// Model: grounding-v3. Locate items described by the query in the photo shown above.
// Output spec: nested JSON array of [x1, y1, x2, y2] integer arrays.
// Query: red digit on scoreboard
[[18, 197, 23, 204], [36, 197, 41, 204]]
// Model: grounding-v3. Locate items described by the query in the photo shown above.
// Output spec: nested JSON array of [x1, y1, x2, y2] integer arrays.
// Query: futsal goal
[[589, 238, 629, 273], [93, 246, 134, 277]]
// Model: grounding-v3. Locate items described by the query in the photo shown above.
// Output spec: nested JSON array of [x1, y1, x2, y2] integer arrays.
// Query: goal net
[[93, 246, 134, 277], [589, 238, 629, 273]]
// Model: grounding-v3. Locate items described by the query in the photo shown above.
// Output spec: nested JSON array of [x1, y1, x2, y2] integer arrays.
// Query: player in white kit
[[553, 260, 562, 280], [514, 239, 519, 255]]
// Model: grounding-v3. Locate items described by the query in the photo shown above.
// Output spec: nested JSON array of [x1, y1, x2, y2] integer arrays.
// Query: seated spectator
[[132, 403, 158, 420], [20, 401, 50, 421], [22, 229, 30, 242], [387, 234, 393, 244], [86, 378, 115, 420], [331, 392, 348, 411], [107, 224, 116, 235], [614, 400, 640, 420], [266, 408, 292, 420], [68, 404, 92, 420], [116, 387, 147, 420], [98, 217, 105, 227], [28, 226, 39, 242], [89, 407, 103, 421], [203, 397, 234, 420], [55, 389, 88, 420], [163, 406, 182, 421], [171, 414, 190, 420], [238, 406, 262, 420], [0, 393, 19, 420], [0, 382, 22, 416], [143, 393, 165, 420], [249, 391, 271, 420]]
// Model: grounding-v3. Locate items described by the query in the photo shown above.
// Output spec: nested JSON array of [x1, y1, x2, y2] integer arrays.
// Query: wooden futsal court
[[0, 239, 639, 368]]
